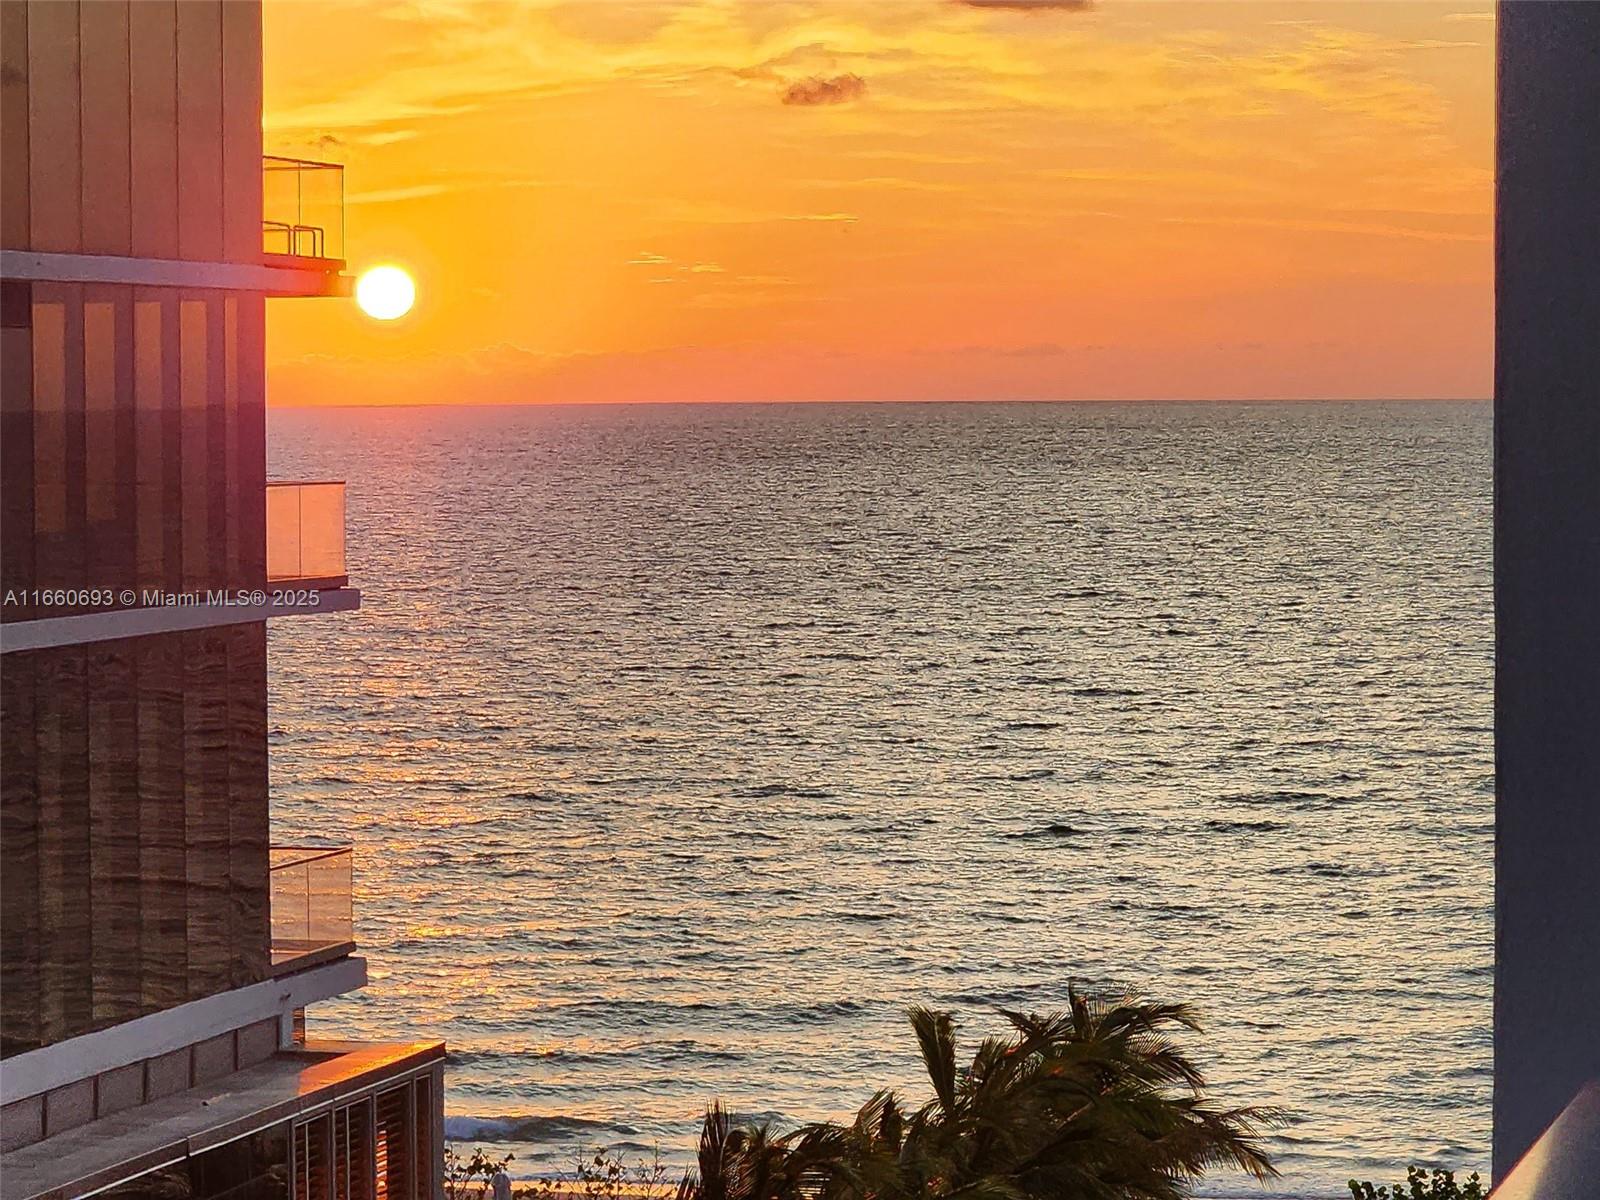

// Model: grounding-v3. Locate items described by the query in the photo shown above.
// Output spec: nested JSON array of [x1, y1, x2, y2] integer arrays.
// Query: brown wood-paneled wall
[[0, 625, 270, 1058], [1, 0, 262, 259], [5, 283, 267, 608], [0, 1, 273, 1058], [2, 0, 266, 617]]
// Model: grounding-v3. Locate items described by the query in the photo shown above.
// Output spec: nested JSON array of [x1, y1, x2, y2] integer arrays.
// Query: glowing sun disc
[[355, 266, 415, 320]]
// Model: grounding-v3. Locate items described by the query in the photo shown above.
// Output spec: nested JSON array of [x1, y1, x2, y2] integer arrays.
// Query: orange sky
[[262, 0, 1494, 405]]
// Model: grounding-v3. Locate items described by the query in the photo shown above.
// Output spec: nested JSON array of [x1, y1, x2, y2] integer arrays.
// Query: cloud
[[954, 0, 1094, 11], [945, 342, 1096, 358], [344, 172, 561, 205], [627, 252, 671, 265], [1156, 211, 1488, 244], [346, 182, 454, 205], [361, 129, 421, 147], [780, 73, 868, 106]]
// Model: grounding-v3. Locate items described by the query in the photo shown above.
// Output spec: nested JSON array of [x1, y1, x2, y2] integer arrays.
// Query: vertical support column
[[1493, 0, 1600, 1178], [428, 1064, 445, 1200]]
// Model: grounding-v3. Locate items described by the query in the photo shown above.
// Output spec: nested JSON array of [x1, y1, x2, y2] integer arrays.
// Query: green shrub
[[530, 1149, 672, 1200], [1348, 1166, 1486, 1200], [444, 1146, 514, 1200]]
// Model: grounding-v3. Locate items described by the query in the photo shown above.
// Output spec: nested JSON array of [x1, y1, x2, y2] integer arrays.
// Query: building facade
[[1492, 0, 1600, 1180], [0, 3, 444, 1197]]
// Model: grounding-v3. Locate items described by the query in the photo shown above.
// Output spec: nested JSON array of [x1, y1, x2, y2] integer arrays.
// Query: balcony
[[266, 480, 348, 589], [263, 154, 345, 266], [270, 844, 354, 976], [1, 483, 355, 653]]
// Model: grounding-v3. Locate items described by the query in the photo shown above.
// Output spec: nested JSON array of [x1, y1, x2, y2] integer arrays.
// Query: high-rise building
[[0, 4, 445, 1197]]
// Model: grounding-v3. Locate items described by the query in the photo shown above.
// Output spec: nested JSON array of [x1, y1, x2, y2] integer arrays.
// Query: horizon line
[[263, 394, 1491, 412]]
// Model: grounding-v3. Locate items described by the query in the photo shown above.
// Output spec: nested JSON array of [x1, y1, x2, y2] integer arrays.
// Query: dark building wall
[[0, 1, 263, 261], [1493, 0, 1600, 1178], [4, 284, 268, 614], [1, 0, 267, 619], [0, 1, 272, 1057], [0, 625, 269, 1057]]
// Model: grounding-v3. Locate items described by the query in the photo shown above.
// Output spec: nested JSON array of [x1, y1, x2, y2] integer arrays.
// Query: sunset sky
[[262, 0, 1494, 406]]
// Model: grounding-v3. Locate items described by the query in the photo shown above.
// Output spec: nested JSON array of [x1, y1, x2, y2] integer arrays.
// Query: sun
[[355, 265, 416, 321]]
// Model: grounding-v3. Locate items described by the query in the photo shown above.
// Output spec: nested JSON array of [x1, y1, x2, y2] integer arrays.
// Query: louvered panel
[[374, 1085, 413, 1200], [334, 1106, 351, 1200], [413, 1076, 434, 1198], [337, 1097, 375, 1200], [296, 1113, 333, 1200]]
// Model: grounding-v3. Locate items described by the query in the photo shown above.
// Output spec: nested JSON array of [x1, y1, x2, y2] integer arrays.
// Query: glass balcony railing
[[270, 844, 354, 974], [263, 154, 345, 262], [266, 480, 347, 588]]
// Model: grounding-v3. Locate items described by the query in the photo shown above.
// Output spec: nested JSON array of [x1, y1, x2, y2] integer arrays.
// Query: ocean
[[267, 400, 1493, 1198]]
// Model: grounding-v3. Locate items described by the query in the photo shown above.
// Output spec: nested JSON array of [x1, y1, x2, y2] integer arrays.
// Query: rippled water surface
[[268, 401, 1492, 1198]]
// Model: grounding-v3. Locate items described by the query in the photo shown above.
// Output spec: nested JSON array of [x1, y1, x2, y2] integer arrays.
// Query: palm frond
[[909, 1006, 961, 1116]]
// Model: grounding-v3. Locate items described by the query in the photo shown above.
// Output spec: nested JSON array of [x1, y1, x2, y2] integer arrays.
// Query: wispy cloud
[[1157, 211, 1488, 244], [343, 172, 558, 205], [954, 0, 1094, 11], [949, 341, 1080, 357], [346, 182, 455, 205]]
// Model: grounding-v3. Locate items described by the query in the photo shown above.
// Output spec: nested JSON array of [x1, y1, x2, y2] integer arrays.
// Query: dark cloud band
[[780, 73, 868, 106]]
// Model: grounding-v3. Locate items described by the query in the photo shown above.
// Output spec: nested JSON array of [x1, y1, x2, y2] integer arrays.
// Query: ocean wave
[[444, 1114, 637, 1143], [729, 783, 838, 800], [1266, 861, 1365, 879], [450, 1040, 749, 1070], [1007, 822, 1080, 839], [449, 1047, 604, 1067], [851, 816, 936, 834], [512, 996, 871, 1030], [1225, 789, 1343, 809]]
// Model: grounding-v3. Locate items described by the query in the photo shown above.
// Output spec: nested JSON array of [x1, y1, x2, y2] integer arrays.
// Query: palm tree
[[677, 990, 1280, 1200], [676, 1101, 859, 1200]]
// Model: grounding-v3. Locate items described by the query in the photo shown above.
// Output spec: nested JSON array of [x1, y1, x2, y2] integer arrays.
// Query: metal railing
[[263, 155, 345, 262], [266, 480, 347, 587], [270, 844, 354, 970]]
